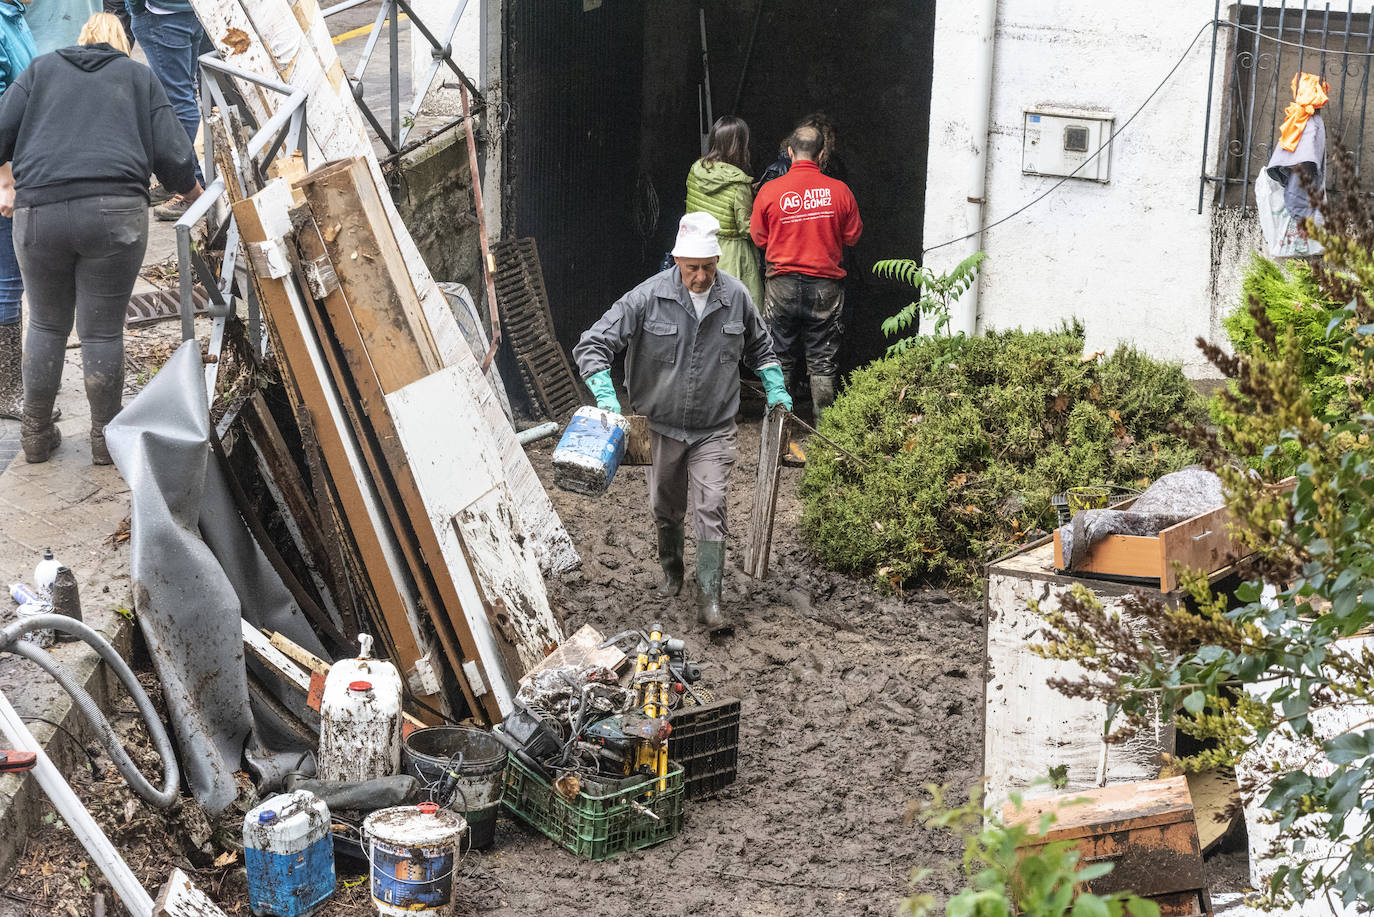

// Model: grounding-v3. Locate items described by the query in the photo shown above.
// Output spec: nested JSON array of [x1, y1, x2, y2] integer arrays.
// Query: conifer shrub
[[799, 323, 1205, 589]]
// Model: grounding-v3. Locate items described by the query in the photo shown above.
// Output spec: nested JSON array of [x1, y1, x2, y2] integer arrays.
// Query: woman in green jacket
[[685, 116, 763, 307]]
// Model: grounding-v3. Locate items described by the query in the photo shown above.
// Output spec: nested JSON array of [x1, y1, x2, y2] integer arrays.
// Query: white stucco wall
[[408, 0, 482, 105], [924, 2, 1244, 378]]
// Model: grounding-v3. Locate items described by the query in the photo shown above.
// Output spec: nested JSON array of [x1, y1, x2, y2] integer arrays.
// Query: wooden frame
[[1052, 478, 1295, 591]]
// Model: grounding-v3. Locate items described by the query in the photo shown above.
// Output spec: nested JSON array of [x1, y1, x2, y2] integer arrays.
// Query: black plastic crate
[[668, 696, 740, 799]]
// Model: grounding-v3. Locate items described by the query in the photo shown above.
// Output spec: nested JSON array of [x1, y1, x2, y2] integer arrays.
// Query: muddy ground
[[0, 406, 987, 917]]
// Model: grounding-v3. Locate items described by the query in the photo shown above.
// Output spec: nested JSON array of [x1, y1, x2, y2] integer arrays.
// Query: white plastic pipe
[[0, 690, 154, 917], [955, 0, 999, 338]]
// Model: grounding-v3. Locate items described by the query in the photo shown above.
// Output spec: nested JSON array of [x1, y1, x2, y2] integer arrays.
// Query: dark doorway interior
[[503, 0, 935, 377]]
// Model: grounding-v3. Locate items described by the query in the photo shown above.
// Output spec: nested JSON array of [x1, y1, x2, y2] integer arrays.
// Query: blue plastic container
[[243, 791, 336, 917], [552, 406, 630, 496]]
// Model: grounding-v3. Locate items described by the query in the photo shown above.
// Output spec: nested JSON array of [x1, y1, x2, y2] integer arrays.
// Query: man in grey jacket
[[574, 213, 792, 632]]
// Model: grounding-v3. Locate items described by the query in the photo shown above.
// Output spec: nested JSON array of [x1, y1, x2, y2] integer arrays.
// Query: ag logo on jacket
[[780, 191, 803, 214]]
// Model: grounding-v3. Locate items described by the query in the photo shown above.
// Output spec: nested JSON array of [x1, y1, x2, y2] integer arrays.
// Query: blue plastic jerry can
[[243, 791, 336, 917], [552, 406, 630, 495]]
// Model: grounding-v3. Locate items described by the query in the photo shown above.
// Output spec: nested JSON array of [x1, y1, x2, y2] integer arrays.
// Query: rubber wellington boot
[[655, 524, 685, 597], [696, 540, 730, 633], [810, 373, 838, 421], [21, 404, 61, 463]]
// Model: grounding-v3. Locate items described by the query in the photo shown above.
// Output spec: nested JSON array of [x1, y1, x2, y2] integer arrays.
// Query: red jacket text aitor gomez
[[749, 159, 862, 279]]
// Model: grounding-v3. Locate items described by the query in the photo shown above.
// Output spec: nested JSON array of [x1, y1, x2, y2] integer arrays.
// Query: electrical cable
[[20, 715, 100, 780], [922, 19, 1215, 257]]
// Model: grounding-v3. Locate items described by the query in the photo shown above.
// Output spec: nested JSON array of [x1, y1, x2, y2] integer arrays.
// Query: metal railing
[[172, 1, 485, 398], [174, 56, 308, 398], [1199, 0, 1374, 212], [321, 0, 483, 160]]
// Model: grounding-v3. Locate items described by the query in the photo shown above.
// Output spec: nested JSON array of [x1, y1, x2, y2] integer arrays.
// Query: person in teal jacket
[[0, 0, 37, 422], [685, 115, 764, 309]]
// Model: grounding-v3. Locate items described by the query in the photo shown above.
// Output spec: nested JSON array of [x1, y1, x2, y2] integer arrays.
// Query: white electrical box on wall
[[1022, 109, 1114, 182]]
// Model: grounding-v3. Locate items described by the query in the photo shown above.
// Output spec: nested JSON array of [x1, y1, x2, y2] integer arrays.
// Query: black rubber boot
[[696, 540, 730, 634], [655, 524, 685, 597], [810, 373, 838, 422], [0, 323, 59, 422]]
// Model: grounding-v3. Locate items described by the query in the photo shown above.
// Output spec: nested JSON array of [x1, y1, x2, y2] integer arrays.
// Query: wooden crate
[[1052, 499, 1242, 592], [1004, 776, 1211, 917]]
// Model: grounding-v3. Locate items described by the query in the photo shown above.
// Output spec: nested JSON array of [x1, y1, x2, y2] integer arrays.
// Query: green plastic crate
[[500, 750, 684, 860]]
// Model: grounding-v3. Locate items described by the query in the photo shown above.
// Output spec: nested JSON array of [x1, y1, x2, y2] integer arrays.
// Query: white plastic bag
[[1255, 168, 1323, 258]]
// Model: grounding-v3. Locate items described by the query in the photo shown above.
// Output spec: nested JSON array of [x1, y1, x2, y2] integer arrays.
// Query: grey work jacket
[[573, 267, 777, 443]]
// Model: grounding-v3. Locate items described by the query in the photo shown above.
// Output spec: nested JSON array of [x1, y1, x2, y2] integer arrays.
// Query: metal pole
[[1241, 0, 1266, 214], [1199, 0, 1224, 212], [1269, 0, 1289, 165], [1357, 4, 1373, 175], [699, 6, 712, 155], [389, 0, 401, 145], [0, 691, 155, 917], [461, 84, 501, 373], [1298, 0, 1310, 79], [177, 224, 196, 343], [1338, 0, 1353, 136]]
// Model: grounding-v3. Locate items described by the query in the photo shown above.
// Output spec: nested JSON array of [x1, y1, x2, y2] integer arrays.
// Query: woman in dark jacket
[[0, 13, 200, 464]]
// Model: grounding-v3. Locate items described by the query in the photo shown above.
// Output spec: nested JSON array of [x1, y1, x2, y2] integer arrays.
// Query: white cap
[[671, 212, 723, 259]]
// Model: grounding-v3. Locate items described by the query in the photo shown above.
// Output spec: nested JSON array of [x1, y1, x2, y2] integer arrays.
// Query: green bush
[[1224, 254, 1350, 419], [799, 323, 1204, 589], [1216, 255, 1361, 474]]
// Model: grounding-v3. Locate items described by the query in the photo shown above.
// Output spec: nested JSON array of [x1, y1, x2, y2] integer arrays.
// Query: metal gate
[[1200, 0, 1374, 212]]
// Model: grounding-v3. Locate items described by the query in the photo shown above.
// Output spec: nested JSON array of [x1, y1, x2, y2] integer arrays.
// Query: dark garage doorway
[[502, 0, 935, 378]]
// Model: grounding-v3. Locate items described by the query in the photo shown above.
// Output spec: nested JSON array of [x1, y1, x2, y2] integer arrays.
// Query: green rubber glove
[[755, 364, 793, 412], [584, 369, 622, 414]]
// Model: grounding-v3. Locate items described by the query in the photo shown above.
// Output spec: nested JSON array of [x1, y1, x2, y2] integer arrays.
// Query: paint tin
[[552, 406, 629, 495], [243, 790, 335, 917], [363, 802, 467, 917]]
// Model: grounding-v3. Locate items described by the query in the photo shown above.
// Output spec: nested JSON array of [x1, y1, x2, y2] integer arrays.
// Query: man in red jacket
[[750, 124, 862, 426]]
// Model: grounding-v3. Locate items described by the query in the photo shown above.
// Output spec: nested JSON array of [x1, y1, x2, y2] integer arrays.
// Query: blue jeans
[[0, 214, 21, 325], [130, 8, 204, 184]]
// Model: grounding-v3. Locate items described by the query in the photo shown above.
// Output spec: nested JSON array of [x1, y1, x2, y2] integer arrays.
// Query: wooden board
[[232, 181, 442, 713], [387, 364, 568, 715], [744, 407, 789, 579], [287, 202, 491, 722], [1186, 767, 1239, 853], [1005, 776, 1209, 907], [1005, 775, 1195, 841], [241, 390, 354, 638], [223, 0, 579, 576], [295, 157, 441, 391]]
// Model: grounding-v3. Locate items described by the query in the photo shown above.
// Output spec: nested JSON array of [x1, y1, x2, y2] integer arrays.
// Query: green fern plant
[[875, 251, 987, 352]]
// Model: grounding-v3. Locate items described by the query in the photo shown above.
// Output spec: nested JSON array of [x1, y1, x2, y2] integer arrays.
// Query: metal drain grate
[[126, 286, 211, 326], [491, 238, 583, 421]]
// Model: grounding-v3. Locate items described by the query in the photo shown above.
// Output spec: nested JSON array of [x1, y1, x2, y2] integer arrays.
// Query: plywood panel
[[233, 182, 441, 710]]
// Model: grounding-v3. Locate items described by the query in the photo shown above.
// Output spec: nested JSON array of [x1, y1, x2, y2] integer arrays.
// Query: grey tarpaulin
[[1059, 468, 1225, 572], [105, 341, 329, 813]]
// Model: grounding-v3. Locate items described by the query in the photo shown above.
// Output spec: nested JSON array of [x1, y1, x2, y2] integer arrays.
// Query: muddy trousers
[[763, 273, 845, 381], [647, 425, 738, 542], [17, 196, 149, 428]]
